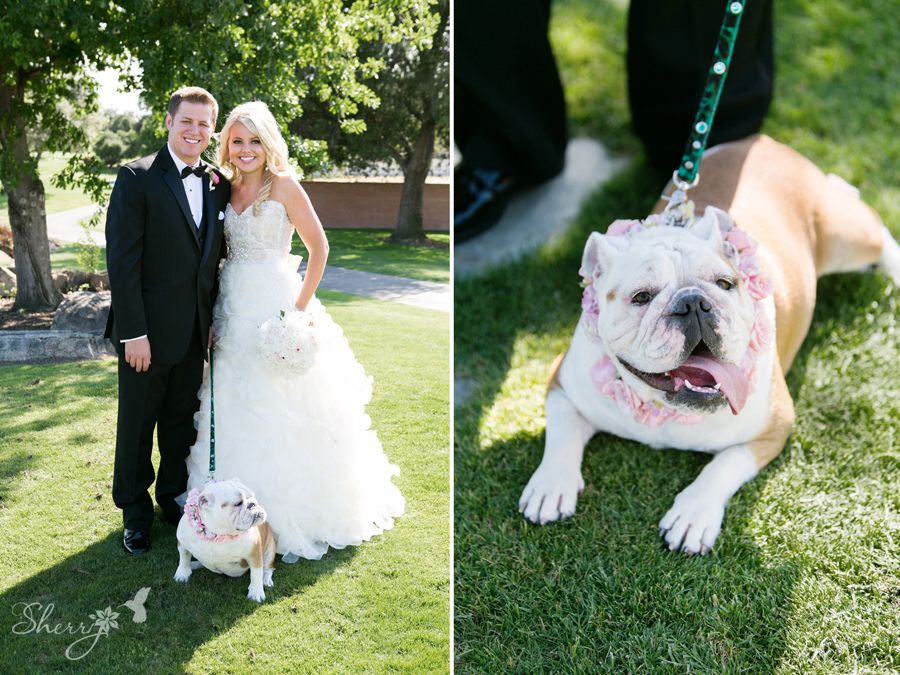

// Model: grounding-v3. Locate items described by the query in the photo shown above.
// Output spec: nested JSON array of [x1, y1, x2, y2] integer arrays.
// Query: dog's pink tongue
[[677, 355, 749, 415]]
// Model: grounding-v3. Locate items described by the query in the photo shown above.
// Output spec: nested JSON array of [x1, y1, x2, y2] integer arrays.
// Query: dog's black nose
[[671, 292, 712, 316], [668, 288, 721, 358]]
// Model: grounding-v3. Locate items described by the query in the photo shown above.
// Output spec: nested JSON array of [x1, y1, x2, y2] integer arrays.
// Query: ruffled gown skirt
[[186, 253, 405, 560]]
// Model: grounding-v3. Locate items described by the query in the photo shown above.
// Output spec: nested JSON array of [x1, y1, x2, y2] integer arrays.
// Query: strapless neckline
[[226, 200, 287, 219]]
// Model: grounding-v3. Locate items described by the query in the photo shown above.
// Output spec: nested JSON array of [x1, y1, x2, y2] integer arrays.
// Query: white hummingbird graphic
[[120, 587, 151, 623]]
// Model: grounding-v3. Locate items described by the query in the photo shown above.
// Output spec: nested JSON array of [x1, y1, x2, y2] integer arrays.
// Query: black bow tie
[[181, 165, 205, 179]]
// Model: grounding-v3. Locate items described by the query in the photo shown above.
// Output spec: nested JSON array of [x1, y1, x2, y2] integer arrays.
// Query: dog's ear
[[691, 206, 746, 266], [580, 232, 620, 281], [690, 206, 732, 246]]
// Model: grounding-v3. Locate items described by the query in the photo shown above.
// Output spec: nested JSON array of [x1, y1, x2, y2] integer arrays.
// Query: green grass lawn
[[50, 244, 93, 271], [455, 0, 900, 671], [0, 291, 450, 673], [293, 229, 450, 284]]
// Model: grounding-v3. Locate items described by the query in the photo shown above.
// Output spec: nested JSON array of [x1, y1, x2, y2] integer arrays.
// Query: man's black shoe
[[454, 164, 518, 243], [123, 529, 150, 555]]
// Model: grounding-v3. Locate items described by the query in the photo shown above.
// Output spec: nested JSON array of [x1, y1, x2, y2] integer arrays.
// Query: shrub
[[94, 131, 127, 167], [0, 225, 13, 257]]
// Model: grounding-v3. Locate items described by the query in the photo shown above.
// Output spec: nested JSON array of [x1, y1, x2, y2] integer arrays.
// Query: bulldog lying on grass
[[519, 135, 900, 554]]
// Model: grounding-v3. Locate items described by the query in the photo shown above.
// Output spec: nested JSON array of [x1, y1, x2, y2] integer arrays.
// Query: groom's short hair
[[167, 86, 219, 125]]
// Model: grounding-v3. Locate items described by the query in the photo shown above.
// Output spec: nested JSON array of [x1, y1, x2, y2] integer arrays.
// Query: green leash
[[673, 0, 747, 191], [173, 345, 217, 508], [208, 347, 216, 479]]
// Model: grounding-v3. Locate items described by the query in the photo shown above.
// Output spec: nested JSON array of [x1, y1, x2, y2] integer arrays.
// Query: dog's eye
[[716, 278, 735, 291], [236, 500, 243, 507], [631, 291, 653, 306]]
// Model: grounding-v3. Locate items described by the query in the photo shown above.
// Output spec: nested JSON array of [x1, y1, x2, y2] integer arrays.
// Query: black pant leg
[[155, 323, 204, 517], [455, 0, 568, 184], [627, 0, 774, 173], [112, 357, 171, 530]]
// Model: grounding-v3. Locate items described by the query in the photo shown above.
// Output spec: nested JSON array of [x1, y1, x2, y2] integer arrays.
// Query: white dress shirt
[[166, 143, 204, 228]]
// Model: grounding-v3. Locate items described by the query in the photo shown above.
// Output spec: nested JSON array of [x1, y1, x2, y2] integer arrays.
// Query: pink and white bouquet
[[257, 309, 319, 374]]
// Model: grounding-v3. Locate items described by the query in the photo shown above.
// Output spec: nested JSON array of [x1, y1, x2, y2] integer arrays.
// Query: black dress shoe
[[123, 529, 150, 555], [454, 164, 518, 243]]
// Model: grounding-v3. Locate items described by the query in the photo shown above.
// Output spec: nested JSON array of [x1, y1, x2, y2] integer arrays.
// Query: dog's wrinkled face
[[582, 208, 757, 414], [198, 479, 267, 535]]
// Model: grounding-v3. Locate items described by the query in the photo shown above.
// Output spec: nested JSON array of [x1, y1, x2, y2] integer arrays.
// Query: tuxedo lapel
[[156, 146, 201, 249], [200, 174, 218, 262]]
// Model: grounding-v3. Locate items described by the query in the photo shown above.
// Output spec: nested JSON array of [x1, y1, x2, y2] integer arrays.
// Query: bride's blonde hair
[[217, 101, 294, 215]]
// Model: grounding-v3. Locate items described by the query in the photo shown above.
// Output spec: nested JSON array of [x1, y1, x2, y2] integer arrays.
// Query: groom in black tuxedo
[[105, 86, 231, 555]]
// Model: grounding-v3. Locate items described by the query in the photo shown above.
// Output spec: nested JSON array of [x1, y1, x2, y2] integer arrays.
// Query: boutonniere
[[204, 165, 220, 192]]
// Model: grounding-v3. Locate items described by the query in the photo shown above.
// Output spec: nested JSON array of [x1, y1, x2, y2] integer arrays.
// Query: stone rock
[[53, 269, 109, 292], [53, 268, 91, 293], [52, 291, 111, 334], [0, 266, 15, 293], [88, 271, 109, 291], [0, 329, 115, 364]]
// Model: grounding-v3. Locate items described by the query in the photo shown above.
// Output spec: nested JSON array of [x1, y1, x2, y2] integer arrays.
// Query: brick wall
[[301, 178, 449, 231]]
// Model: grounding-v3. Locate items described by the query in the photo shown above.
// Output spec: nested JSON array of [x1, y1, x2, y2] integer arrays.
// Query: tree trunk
[[7, 135, 61, 310], [390, 118, 436, 243]]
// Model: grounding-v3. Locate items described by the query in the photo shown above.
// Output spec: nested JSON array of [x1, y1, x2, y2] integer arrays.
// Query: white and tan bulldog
[[174, 479, 276, 602], [519, 135, 900, 554]]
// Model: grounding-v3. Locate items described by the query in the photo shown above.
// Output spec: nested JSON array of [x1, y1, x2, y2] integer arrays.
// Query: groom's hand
[[208, 325, 217, 349], [125, 337, 152, 372]]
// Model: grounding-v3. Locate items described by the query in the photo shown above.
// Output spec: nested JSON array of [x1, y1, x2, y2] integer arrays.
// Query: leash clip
[[661, 171, 700, 228], [671, 170, 699, 193]]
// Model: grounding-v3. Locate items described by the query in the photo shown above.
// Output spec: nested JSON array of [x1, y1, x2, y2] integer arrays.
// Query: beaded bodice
[[225, 200, 294, 263]]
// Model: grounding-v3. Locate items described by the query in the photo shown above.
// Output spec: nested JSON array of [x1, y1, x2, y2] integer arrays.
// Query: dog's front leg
[[247, 567, 266, 602], [174, 543, 193, 583], [658, 445, 759, 554], [520, 388, 595, 524], [660, 364, 795, 554]]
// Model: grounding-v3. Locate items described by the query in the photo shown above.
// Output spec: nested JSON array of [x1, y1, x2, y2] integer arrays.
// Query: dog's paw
[[658, 488, 725, 555], [247, 585, 266, 602], [173, 567, 192, 583], [263, 569, 274, 587], [519, 464, 584, 525]]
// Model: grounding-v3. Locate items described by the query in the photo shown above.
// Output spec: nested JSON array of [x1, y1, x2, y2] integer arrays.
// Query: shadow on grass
[[0, 523, 354, 671], [0, 450, 37, 505]]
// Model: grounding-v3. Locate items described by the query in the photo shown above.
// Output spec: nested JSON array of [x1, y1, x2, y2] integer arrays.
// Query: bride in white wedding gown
[[186, 102, 404, 562]]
